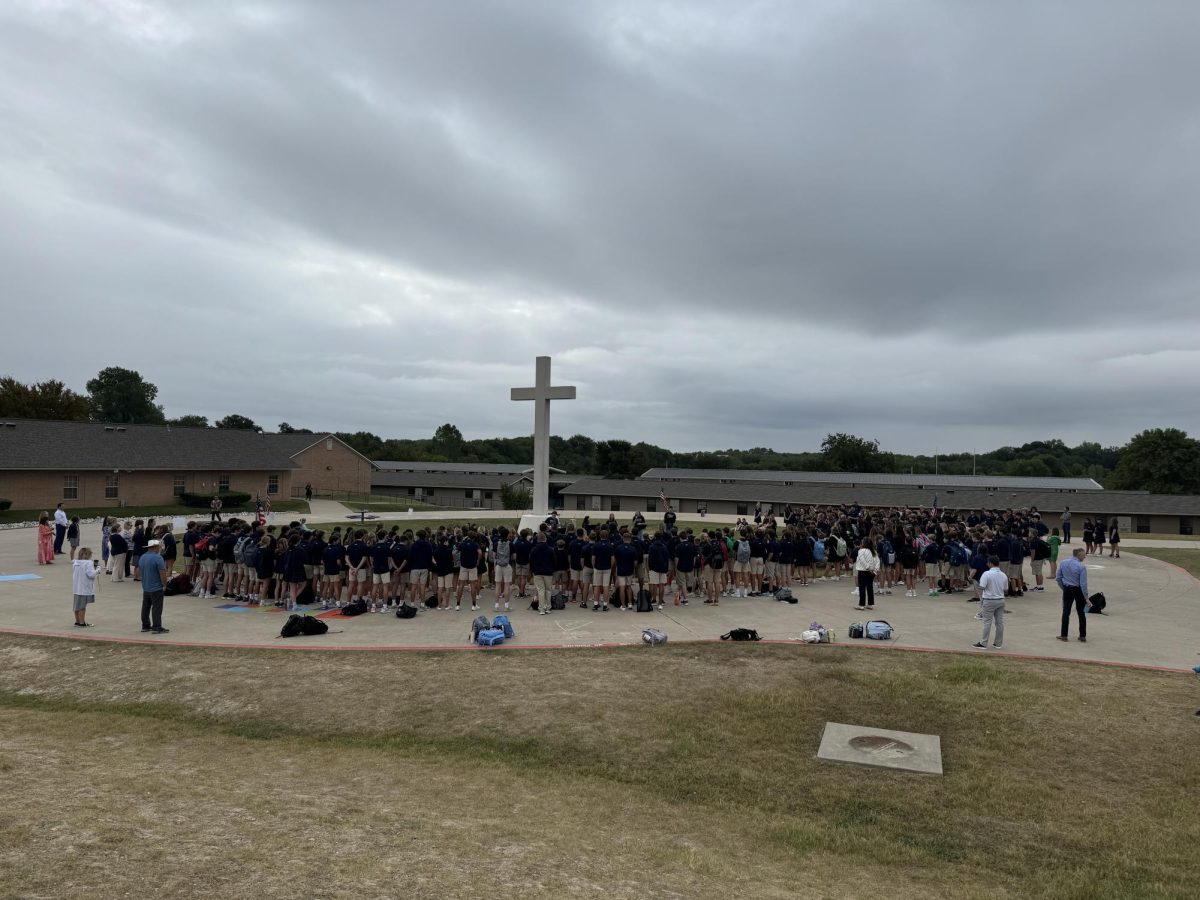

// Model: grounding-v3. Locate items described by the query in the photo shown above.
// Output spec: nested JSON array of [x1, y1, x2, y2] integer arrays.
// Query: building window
[[172, 476, 185, 497], [1181, 517, 1194, 536], [325, 438, 333, 450], [105, 474, 119, 499], [63, 475, 78, 500], [407, 487, 415, 496], [609, 498, 621, 511], [425, 488, 434, 497], [1135, 516, 1150, 534], [736, 503, 748, 516], [218, 474, 230, 492], [465, 490, 473, 499], [267, 475, 279, 495], [576, 496, 586, 510], [646, 498, 656, 512], [484, 491, 493, 500]]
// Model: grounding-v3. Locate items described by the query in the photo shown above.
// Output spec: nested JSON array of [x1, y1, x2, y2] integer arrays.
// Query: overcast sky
[[3, 1, 1198, 455]]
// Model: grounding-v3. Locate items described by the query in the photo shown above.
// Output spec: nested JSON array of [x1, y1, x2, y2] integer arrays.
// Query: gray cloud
[[1, 1, 1198, 454]]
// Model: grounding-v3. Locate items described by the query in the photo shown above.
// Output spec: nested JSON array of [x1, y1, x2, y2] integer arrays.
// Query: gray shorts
[[73, 593, 94, 611]]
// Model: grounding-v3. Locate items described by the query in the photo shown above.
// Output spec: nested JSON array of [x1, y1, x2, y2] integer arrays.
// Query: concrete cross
[[511, 356, 576, 515]]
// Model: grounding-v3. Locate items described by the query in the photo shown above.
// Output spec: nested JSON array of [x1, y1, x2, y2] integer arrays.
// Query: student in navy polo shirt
[[673, 533, 697, 604], [455, 531, 482, 611], [529, 532, 558, 614], [344, 529, 370, 604], [432, 537, 456, 610], [613, 533, 640, 610], [388, 536, 409, 608], [646, 531, 671, 610], [511, 530, 533, 599], [406, 529, 434, 607], [321, 533, 344, 609], [590, 530, 614, 611]]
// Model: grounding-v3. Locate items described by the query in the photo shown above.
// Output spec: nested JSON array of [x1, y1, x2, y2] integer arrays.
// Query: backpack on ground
[[759, 580, 771, 594], [736, 541, 751, 564], [297, 583, 315, 606], [775, 588, 796, 603], [1088, 592, 1107, 614], [800, 629, 821, 643], [280, 614, 304, 638], [641, 627, 667, 646], [476, 627, 505, 646], [424, 595, 439, 608], [721, 628, 761, 641], [550, 592, 568, 611], [341, 599, 368, 617], [636, 589, 654, 612], [164, 573, 192, 596], [492, 614, 514, 638], [298, 615, 329, 636], [848, 622, 865, 639], [810, 622, 833, 643], [865, 620, 894, 640], [470, 615, 491, 642], [395, 603, 417, 619]]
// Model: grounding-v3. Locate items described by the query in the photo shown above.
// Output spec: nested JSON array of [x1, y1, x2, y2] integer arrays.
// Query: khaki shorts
[[325, 572, 342, 582], [702, 567, 718, 583], [949, 565, 968, 581], [200, 559, 217, 573], [514, 564, 530, 578], [372, 572, 390, 585], [764, 561, 776, 578], [409, 568, 428, 585], [732, 561, 747, 573], [636, 562, 647, 580], [615, 575, 631, 588], [1006, 562, 1022, 580], [648, 571, 667, 585], [494, 564, 513, 584], [1029, 558, 1046, 576], [240, 564, 252, 577], [578, 567, 592, 584], [925, 562, 943, 575], [303, 564, 315, 579], [437, 574, 455, 588], [458, 567, 478, 582], [593, 569, 611, 587], [750, 559, 765, 575], [676, 570, 695, 589]]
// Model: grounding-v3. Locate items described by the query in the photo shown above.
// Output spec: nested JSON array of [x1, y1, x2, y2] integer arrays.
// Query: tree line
[[2, 369, 1197, 494]]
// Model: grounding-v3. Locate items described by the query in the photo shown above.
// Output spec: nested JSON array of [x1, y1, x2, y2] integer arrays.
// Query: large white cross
[[511, 356, 576, 515]]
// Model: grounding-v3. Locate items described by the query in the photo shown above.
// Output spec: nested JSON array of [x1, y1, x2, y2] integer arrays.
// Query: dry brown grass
[[0, 635, 1197, 899]]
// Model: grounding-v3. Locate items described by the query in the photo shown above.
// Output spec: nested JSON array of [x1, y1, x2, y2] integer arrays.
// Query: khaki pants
[[533, 574, 554, 609]]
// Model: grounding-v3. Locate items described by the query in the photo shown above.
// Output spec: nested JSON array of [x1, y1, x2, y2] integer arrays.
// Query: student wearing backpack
[[731, 532, 752, 597], [1029, 531, 1051, 591], [492, 527, 514, 611]]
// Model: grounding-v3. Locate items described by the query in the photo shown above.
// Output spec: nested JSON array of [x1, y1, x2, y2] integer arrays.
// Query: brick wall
[[289, 439, 373, 496], [0, 469, 293, 512]]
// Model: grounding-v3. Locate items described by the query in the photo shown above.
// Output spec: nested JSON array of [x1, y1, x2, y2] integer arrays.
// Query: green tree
[[596, 439, 642, 478], [278, 422, 313, 434], [86, 367, 165, 424], [1108, 428, 1200, 494], [432, 423, 466, 459], [337, 431, 386, 458], [500, 483, 532, 510], [215, 414, 262, 432], [0, 376, 90, 420], [820, 433, 890, 472], [167, 415, 210, 428]]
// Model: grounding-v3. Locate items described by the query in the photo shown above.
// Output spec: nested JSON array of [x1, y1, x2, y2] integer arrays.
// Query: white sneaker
[[455, 604, 461, 611], [494, 602, 500, 611], [504, 603, 511, 611]]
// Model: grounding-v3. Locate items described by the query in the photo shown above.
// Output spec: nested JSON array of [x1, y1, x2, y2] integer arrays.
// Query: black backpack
[[551, 592, 568, 611], [1088, 592, 1107, 614], [636, 589, 653, 612], [296, 583, 315, 606], [721, 628, 761, 642], [424, 594, 439, 609], [341, 599, 368, 617], [280, 614, 304, 638], [395, 603, 417, 619], [707, 544, 724, 570], [299, 615, 329, 635]]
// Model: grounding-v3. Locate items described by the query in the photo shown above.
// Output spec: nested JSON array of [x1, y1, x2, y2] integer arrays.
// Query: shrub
[[0, 498, 11, 511], [178, 491, 253, 509]]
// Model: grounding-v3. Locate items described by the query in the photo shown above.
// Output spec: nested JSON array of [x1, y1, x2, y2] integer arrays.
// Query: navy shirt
[[592, 540, 614, 571], [458, 540, 480, 569], [390, 542, 409, 574], [409, 539, 433, 570], [647, 540, 670, 574], [322, 544, 343, 575], [614, 542, 639, 577], [529, 542, 557, 576], [371, 543, 392, 574], [512, 538, 532, 566], [346, 540, 368, 569], [675, 541, 697, 572]]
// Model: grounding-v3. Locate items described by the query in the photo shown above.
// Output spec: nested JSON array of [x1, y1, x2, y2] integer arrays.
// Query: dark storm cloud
[[1, 1, 1198, 452]]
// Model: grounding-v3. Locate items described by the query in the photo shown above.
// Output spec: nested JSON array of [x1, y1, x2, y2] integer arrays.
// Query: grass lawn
[[0, 636, 1196, 898], [1123, 533, 1200, 543], [0, 499, 310, 525], [335, 493, 440, 512], [1128, 547, 1200, 579]]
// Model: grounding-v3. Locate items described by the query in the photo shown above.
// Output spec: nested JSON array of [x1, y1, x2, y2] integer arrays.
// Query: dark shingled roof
[[0, 418, 300, 471], [563, 478, 1200, 516], [640, 467, 1104, 491]]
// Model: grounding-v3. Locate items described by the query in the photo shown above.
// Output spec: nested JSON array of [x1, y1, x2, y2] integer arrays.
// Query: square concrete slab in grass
[[817, 722, 943, 775]]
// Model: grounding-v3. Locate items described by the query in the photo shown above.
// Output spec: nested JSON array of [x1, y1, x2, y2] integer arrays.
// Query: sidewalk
[[1, 518, 1197, 670]]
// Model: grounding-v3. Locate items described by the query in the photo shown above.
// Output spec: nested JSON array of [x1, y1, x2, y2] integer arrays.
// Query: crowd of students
[[147, 502, 1115, 618]]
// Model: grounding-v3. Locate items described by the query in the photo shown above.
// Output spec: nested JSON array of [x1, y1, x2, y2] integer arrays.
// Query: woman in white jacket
[[854, 538, 881, 611], [72, 546, 100, 627]]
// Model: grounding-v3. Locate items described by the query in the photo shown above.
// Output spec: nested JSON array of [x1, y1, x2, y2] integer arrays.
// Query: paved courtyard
[[0, 512, 1196, 671]]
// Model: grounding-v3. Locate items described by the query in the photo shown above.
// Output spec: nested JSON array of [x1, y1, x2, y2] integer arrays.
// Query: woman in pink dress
[[37, 513, 56, 564]]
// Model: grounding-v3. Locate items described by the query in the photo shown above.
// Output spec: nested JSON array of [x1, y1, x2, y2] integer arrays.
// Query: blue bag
[[476, 627, 506, 646], [492, 614, 514, 638], [865, 620, 893, 640]]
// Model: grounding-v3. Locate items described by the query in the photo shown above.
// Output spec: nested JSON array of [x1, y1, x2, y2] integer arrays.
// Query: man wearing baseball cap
[[139, 539, 169, 635]]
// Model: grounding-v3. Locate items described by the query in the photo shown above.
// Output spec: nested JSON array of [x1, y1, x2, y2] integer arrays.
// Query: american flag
[[659, 490, 669, 508], [256, 495, 270, 525]]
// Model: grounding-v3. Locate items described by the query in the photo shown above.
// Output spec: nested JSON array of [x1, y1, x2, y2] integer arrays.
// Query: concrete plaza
[[0, 508, 1196, 671]]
